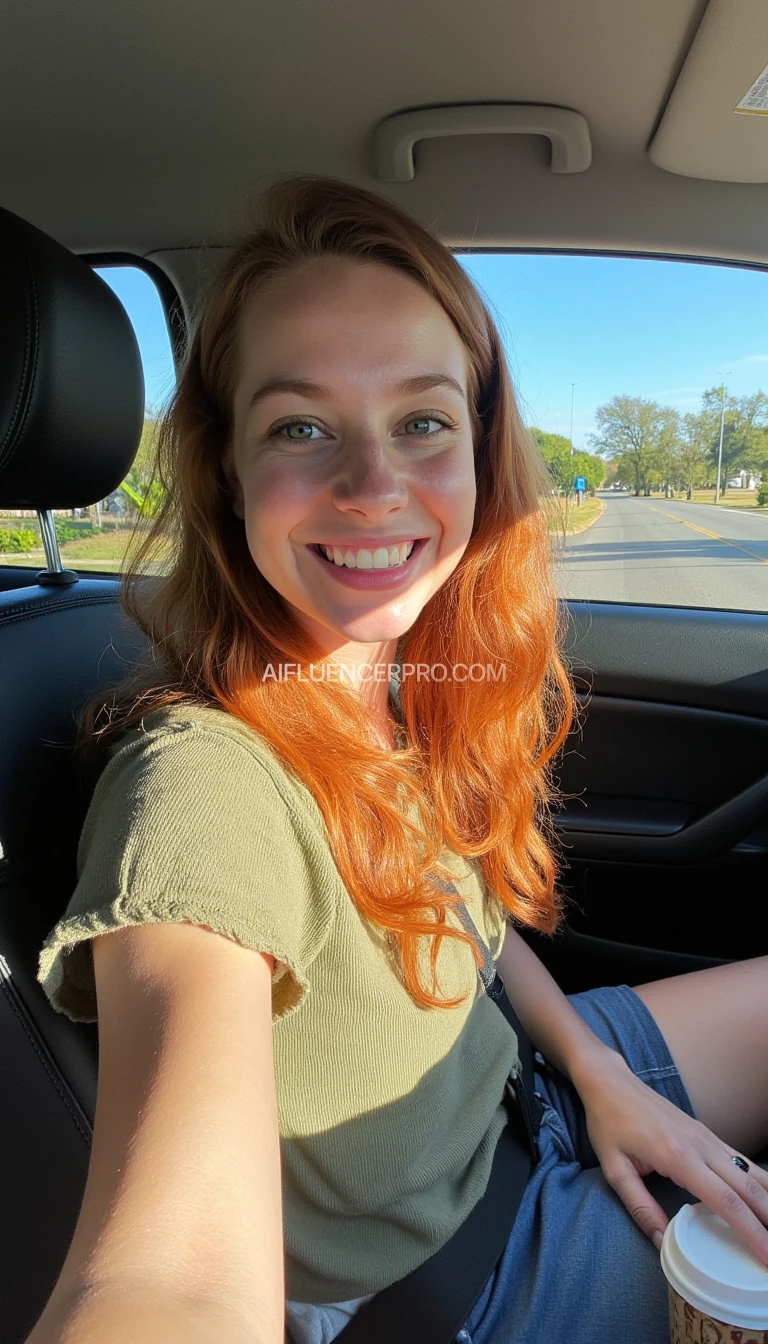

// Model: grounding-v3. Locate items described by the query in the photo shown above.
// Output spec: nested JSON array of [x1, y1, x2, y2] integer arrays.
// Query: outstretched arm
[[26, 922, 285, 1344]]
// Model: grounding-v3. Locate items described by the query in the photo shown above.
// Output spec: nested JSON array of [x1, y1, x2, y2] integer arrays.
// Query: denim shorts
[[452, 984, 698, 1344]]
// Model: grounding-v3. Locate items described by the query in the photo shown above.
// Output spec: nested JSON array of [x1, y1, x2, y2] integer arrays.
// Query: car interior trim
[[372, 103, 593, 182], [649, 0, 768, 183]]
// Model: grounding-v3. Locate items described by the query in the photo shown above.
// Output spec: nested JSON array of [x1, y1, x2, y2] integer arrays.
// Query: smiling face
[[225, 256, 477, 660]]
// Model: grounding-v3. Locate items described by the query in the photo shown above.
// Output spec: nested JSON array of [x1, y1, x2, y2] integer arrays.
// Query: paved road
[[558, 493, 768, 611]]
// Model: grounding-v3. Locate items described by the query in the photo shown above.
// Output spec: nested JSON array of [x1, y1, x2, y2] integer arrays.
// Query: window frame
[[452, 246, 768, 277], [82, 251, 187, 375]]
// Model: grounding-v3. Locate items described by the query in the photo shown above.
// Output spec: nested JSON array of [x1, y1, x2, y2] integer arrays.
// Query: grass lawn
[[686, 490, 768, 512], [551, 495, 604, 534], [59, 529, 137, 559], [0, 550, 125, 571], [0, 551, 167, 575], [0, 527, 162, 574]]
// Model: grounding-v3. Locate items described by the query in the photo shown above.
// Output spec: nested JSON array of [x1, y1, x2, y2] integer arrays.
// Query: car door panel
[[520, 601, 768, 995]]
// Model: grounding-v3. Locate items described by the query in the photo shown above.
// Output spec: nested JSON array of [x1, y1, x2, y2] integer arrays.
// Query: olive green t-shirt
[[37, 702, 518, 1303]]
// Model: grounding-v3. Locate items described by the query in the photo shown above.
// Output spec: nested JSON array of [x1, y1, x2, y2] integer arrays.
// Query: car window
[[5, 252, 767, 611], [458, 253, 768, 614], [0, 263, 177, 575]]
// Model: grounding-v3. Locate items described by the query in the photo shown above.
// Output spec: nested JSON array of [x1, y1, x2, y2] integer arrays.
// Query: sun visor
[[649, 0, 768, 183]]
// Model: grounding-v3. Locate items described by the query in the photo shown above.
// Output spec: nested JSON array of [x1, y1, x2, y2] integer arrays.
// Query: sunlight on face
[[226, 257, 477, 658]]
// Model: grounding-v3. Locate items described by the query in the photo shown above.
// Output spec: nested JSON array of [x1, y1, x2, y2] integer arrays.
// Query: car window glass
[[458, 253, 768, 614]]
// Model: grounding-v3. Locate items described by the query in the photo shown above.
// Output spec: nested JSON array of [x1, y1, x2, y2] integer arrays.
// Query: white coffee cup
[[661, 1201, 768, 1341]]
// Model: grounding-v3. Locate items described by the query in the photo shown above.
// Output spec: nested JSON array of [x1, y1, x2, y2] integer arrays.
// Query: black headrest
[[0, 206, 145, 509]]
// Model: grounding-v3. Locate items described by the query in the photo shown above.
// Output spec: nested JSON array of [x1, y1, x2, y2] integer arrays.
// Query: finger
[[601, 1157, 670, 1248], [734, 1156, 768, 1191], [715, 1153, 768, 1231], [725, 1153, 768, 1191], [678, 1156, 768, 1267]]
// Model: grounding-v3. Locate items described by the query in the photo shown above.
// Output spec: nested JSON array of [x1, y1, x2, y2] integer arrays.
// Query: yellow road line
[[649, 507, 768, 565]]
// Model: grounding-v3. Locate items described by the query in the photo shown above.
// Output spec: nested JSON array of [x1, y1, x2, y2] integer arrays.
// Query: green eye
[[404, 417, 449, 437], [284, 422, 317, 440], [268, 419, 324, 442]]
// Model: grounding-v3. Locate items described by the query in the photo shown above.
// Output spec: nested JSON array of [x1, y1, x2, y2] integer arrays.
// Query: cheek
[[243, 462, 313, 532], [423, 453, 477, 536]]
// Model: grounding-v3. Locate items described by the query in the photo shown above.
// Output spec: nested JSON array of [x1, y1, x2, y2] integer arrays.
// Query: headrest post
[[36, 511, 79, 587]]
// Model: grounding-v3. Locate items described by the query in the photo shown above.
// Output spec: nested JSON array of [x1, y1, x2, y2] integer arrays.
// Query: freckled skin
[[223, 257, 477, 718]]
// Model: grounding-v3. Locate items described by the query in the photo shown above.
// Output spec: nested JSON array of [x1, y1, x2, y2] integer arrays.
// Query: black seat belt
[[332, 968, 542, 1344]]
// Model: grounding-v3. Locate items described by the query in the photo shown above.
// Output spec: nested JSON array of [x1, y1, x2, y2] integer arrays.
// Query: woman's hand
[[571, 1046, 768, 1265]]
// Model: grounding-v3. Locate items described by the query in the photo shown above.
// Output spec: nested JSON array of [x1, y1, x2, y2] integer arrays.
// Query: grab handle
[[372, 104, 592, 181]]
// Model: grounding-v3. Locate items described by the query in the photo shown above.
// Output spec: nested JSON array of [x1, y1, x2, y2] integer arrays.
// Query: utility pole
[[569, 383, 577, 457], [714, 373, 731, 505]]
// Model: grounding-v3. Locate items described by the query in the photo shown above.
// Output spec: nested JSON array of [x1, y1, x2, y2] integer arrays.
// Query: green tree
[[651, 411, 682, 495], [672, 414, 710, 500], [697, 388, 768, 482], [571, 450, 604, 493], [120, 415, 164, 519], [599, 460, 621, 488], [529, 428, 573, 492], [590, 396, 679, 496], [5, 529, 38, 553], [529, 429, 604, 494]]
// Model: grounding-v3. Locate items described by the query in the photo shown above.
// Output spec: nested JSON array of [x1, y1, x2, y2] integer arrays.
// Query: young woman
[[33, 177, 768, 1344]]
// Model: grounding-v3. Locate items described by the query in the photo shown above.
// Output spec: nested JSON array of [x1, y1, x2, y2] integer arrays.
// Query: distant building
[[726, 470, 762, 489]]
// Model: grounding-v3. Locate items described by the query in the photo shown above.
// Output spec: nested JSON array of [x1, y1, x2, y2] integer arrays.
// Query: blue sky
[[98, 254, 768, 450], [96, 266, 177, 418]]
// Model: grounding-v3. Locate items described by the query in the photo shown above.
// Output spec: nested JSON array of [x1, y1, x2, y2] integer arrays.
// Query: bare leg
[[632, 955, 768, 1158]]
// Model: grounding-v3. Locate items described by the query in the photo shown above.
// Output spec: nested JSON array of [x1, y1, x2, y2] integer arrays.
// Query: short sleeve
[[37, 716, 339, 1024]]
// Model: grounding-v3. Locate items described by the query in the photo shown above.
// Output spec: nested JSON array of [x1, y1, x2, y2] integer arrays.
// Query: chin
[[334, 620, 414, 644]]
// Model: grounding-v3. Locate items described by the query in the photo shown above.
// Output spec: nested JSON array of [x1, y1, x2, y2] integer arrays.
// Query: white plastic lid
[[661, 1202, 768, 1330]]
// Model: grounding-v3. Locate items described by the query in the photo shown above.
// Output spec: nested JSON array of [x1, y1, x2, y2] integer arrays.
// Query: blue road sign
[[574, 476, 586, 491]]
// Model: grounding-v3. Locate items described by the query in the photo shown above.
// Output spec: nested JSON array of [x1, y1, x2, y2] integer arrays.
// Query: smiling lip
[[306, 537, 428, 588]]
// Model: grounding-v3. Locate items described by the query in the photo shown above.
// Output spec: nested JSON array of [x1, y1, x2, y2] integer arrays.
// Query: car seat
[[0, 204, 152, 1343]]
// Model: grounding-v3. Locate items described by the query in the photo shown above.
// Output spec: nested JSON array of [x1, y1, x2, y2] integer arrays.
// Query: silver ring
[[731, 1155, 750, 1173]]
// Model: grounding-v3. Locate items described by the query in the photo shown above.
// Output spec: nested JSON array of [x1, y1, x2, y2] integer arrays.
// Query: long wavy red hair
[[79, 174, 575, 1010]]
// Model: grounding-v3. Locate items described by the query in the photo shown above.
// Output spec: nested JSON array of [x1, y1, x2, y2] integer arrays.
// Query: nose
[[330, 433, 409, 517]]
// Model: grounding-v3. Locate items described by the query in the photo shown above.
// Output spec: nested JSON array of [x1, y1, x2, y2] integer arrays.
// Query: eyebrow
[[247, 372, 467, 414]]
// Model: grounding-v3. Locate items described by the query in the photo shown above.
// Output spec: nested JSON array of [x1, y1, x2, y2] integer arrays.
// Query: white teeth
[[320, 542, 416, 569]]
